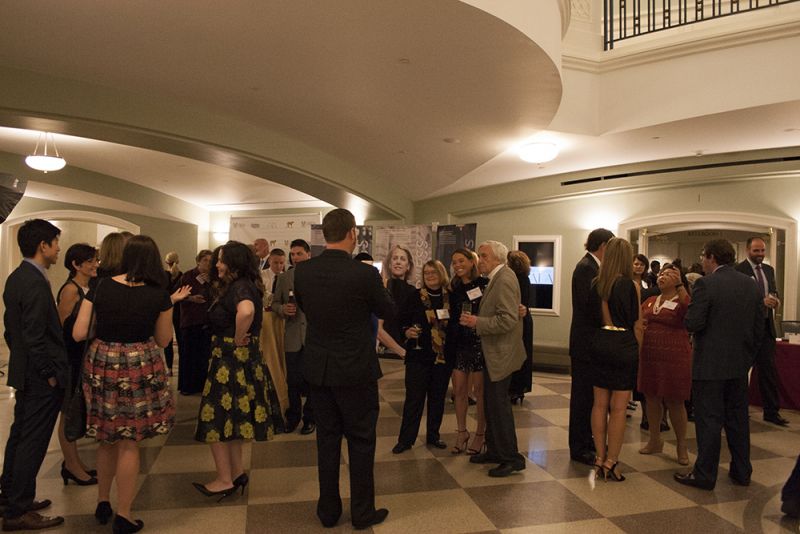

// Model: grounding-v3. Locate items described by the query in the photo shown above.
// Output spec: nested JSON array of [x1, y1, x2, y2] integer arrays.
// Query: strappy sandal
[[466, 432, 485, 456], [451, 429, 470, 455]]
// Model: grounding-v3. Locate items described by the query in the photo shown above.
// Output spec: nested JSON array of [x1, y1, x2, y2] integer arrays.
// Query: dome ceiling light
[[518, 142, 559, 164], [25, 132, 67, 172]]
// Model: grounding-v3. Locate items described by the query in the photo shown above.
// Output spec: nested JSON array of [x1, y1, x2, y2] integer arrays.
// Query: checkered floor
[[1, 358, 799, 533]]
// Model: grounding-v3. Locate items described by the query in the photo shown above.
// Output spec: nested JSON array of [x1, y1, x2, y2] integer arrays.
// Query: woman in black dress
[[446, 248, 488, 455], [56, 243, 99, 486], [376, 245, 416, 358], [392, 260, 452, 453], [507, 250, 533, 404], [177, 250, 214, 395], [589, 237, 639, 482], [193, 242, 283, 500]]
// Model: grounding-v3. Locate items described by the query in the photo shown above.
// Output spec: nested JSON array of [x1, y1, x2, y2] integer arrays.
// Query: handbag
[[64, 280, 101, 442]]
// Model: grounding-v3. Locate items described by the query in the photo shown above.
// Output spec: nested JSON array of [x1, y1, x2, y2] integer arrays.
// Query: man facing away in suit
[[675, 239, 763, 490], [460, 240, 526, 477], [568, 228, 614, 466], [1, 219, 69, 531], [735, 237, 788, 426], [273, 238, 315, 435], [294, 208, 394, 530]]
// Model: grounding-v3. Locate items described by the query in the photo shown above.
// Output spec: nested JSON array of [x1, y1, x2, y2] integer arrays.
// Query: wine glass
[[461, 301, 472, 317], [412, 323, 423, 350]]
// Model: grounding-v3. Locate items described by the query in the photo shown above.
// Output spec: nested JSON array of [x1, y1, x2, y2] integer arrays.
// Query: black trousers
[[483, 369, 524, 465], [783, 455, 800, 501], [509, 315, 533, 397], [178, 325, 211, 394], [310, 382, 379, 527], [0, 377, 63, 518], [753, 330, 781, 417], [692, 377, 751, 484], [568, 358, 595, 455], [397, 360, 450, 446], [285, 349, 314, 425]]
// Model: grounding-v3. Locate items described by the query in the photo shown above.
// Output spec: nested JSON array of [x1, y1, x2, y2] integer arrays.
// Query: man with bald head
[[254, 238, 270, 270]]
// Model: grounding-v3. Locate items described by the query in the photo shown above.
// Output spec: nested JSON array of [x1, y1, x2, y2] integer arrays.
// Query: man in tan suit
[[460, 240, 526, 477]]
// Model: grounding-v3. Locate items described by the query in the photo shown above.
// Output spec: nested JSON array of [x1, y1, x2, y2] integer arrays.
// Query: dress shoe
[[570, 451, 597, 466], [233, 473, 249, 494], [728, 473, 751, 486], [470, 452, 501, 464], [488, 462, 526, 478], [427, 439, 447, 449], [95, 501, 113, 525], [0, 497, 51, 513], [764, 413, 790, 427], [112, 514, 144, 534], [191, 482, 238, 502], [673, 471, 715, 490], [391, 442, 411, 454], [300, 422, 316, 435], [2, 512, 64, 531], [352, 508, 388, 530], [61, 462, 98, 486]]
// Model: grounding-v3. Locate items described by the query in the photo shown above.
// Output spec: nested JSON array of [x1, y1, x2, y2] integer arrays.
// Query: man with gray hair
[[460, 240, 526, 477]]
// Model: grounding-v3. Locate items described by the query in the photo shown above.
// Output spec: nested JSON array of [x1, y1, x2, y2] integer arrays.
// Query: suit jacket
[[684, 264, 763, 380], [734, 260, 777, 338], [569, 253, 599, 363], [272, 268, 306, 353], [294, 249, 394, 387], [476, 265, 525, 382], [2, 261, 69, 391]]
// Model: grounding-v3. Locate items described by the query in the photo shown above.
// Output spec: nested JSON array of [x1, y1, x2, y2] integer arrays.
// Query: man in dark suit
[[675, 239, 763, 490], [1, 219, 69, 531], [294, 208, 394, 530], [460, 240, 526, 477], [568, 228, 613, 465], [273, 239, 315, 435], [735, 236, 788, 426]]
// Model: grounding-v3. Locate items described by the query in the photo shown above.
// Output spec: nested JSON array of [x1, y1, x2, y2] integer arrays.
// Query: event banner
[[229, 213, 321, 250], [309, 225, 373, 258], [435, 223, 477, 264], [373, 225, 433, 288]]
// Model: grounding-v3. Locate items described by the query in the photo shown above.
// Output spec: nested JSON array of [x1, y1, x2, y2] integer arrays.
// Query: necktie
[[755, 264, 766, 298]]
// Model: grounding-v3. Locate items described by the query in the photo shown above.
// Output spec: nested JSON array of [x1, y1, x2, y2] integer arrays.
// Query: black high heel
[[601, 461, 626, 482], [233, 473, 249, 495], [61, 462, 98, 486], [95, 501, 113, 525], [192, 482, 238, 502], [112, 514, 144, 534]]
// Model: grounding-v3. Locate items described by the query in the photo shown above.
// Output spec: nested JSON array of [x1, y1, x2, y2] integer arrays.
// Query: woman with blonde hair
[[588, 238, 639, 482], [94, 232, 127, 285], [376, 245, 416, 358], [163, 251, 183, 375]]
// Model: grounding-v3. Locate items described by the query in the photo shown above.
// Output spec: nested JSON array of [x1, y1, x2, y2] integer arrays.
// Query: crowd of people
[[0, 213, 798, 532]]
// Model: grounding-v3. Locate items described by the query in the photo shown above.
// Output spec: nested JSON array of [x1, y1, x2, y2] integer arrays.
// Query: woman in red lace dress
[[637, 264, 692, 465]]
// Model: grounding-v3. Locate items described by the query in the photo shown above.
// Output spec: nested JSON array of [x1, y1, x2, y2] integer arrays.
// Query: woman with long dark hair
[[74, 235, 190, 533], [193, 242, 283, 501]]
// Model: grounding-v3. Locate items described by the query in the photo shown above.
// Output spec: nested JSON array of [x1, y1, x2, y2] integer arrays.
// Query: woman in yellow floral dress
[[193, 241, 282, 499]]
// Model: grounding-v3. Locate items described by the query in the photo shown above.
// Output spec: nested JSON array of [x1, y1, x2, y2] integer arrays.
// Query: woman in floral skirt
[[193, 241, 283, 500]]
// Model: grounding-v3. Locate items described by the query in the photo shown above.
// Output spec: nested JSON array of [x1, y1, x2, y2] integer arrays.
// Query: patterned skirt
[[83, 338, 175, 443], [195, 335, 283, 443]]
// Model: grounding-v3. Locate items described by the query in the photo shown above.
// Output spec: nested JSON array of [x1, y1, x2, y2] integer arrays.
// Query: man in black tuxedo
[[735, 237, 788, 426], [675, 239, 763, 490], [1, 219, 69, 531], [568, 228, 613, 465], [294, 208, 394, 530]]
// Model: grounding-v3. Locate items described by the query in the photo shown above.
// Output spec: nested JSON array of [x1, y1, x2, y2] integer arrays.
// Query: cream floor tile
[[149, 443, 252, 474], [749, 457, 798, 487], [501, 518, 625, 534], [436, 455, 554, 488], [247, 465, 350, 504], [536, 408, 571, 427], [380, 389, 406, 402], [375, 436, 436, 462], [529, 384, 561, 396], [618, 442, 695, 472], [703, 499, 748, 530], [559, 472, 696, 517], [749, 430, 800, 458], [136, 505, 248, 534], [35, 473, 147, 517], [372, 489, 494, 534], [516, 426, 571, 453]]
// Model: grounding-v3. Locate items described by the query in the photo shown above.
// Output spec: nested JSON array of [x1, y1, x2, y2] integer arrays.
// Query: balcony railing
[[604, 0, 800, 50]]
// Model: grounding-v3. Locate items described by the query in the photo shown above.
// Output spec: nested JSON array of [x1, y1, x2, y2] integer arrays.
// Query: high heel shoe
[[233, 473, 249, 495], [451, 429, 470, 455], [61, 462, 98, 486], [95, 501, 113, 525], [676, 443, 689, 466], [112, 514, 144, 534], [638, 440, 664, 455], [466, 433, 485, 456], [600, 461, 626, 482], [192, 482, 238, 502]]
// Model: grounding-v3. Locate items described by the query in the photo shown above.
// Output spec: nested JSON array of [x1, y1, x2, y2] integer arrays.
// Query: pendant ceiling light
[[25, 132, 67, 172], [518, 142, 559, 164]]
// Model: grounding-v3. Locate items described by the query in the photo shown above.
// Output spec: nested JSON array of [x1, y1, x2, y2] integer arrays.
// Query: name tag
[[467, 287, 483, 300], [661, 300, 678, 310], [436, 309, 450, 320]]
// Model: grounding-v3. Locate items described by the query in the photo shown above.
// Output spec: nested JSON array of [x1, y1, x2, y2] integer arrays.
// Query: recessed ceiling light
[[694, 150, 704, 157], [785, 128, 799, 132], [397, 58, 410, 64], [651, 136, 661, 139], [443, 138, 460, 144], [519, 142, 559, 164]]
